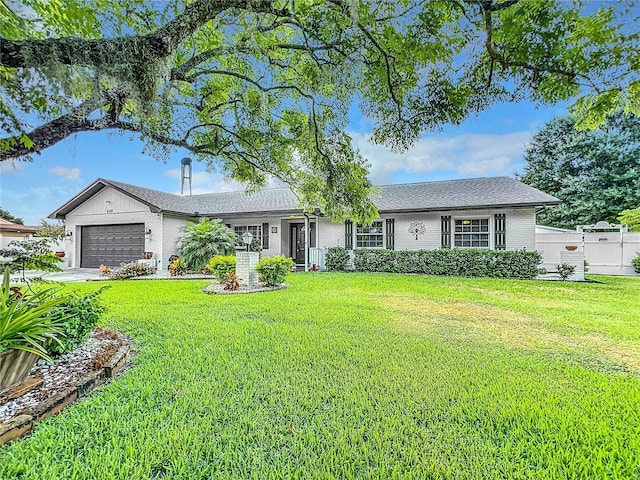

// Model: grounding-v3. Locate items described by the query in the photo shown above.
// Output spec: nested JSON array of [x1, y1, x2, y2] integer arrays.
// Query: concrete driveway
[[10, 268, 102, 283]]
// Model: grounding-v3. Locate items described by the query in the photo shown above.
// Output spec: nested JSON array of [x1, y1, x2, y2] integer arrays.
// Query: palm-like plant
[[177, 218, 237, 271], [0, 268, 70, 362]]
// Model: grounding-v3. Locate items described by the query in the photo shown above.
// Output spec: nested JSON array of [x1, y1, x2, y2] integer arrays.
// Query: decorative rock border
[[0, 344, 130, 445], [202, 283, 288, 295]]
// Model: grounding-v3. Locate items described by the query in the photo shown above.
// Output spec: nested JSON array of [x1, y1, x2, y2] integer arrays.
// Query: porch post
[[304, 214, 310, 272]]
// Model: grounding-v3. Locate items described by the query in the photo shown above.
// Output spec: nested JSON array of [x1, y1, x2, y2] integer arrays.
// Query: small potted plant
[[0, 268, 70, 391]]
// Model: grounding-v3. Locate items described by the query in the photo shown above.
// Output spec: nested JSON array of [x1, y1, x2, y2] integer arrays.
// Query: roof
[[373, 177, 560, 213], [0, 219, 39, 234], [49, 176, 560, 219]]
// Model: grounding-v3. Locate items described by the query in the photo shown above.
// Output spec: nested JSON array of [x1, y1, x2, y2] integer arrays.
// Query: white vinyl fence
[[535, 231, 640, 276]]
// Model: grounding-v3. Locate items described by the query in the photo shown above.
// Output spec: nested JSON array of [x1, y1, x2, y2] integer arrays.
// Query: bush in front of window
[[353, 248, 542, 279], [255, 255, 294, 286], [325, 247, 350, 271]]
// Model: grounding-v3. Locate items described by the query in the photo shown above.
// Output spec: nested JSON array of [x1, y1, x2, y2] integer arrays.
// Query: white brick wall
[[314, 208, 536, 252], [161, 215, 191, 271], [236, 251, 259, 285], [505, 208, 536, 251]]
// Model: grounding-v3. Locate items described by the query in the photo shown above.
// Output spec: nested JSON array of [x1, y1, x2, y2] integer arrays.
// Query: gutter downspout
[[304, 213, 310, 272]]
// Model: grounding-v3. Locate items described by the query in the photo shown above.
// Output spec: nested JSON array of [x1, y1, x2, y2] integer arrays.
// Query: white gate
[[535, 230, 640, 275]]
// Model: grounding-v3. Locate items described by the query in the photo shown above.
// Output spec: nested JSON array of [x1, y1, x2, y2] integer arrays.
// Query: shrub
[[108, 261, 157, 280], [34, 219, 66, 241], [223, 272, 241, 290], [177, 218, 236, 271], [48, 288, 107, 355], [207, 255, 236, 282], [0, 239, 64, 281], [325, 246, 349, 271], [632, 252, 640, 273], [255, 255, 294, 286], [353, 248, 542, 279], [556, 263, 576, 281], [99, 264, 112, 276], [0, 267, 69, 362], [168, 258, 188, 276]]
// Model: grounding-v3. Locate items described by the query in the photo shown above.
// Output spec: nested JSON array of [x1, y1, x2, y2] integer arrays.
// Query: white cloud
[[350, 130, 533, 184], [0, 160, 22, 174], [50, 166, 81, 180], [0, 184, 81, 225]]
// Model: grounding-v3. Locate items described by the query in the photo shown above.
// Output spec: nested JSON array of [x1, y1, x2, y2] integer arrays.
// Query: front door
[[290, 222, 315, 265]]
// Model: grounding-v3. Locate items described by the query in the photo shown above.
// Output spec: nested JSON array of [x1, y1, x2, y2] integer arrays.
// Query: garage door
[[81, 224, 145, 268]]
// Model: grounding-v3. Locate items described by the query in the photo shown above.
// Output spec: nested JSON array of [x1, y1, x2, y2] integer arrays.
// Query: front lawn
[[1, 274, 639, 479]]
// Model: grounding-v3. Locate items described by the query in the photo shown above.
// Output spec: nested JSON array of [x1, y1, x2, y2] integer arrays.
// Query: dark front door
[[289, 222, 315, 265], [81, 224, 145, 267]]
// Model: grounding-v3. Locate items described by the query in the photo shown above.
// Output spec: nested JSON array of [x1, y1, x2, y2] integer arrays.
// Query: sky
[[0, 98, 569, 226]]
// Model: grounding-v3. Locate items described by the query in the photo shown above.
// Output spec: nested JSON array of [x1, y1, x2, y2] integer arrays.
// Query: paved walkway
[[10, 268, 212, 283]]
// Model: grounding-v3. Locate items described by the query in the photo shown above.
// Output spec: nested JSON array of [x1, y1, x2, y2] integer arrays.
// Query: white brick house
[[49, 177, 559, 270]]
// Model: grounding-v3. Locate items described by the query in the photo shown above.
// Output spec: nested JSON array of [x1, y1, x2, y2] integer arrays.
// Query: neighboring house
[[49, 177, 560, 270], [0, 218, 39, 248]]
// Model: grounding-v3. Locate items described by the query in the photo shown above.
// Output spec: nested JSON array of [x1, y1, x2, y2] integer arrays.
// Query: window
[[356, 221, 384, 248], [454, 218, 489, 248], [234, 225, 262, 247]]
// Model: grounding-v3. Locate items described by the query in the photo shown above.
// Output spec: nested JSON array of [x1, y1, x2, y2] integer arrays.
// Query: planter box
[[0, 349, 39, 393]]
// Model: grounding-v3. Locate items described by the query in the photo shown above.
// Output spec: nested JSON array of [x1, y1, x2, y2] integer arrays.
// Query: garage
[[81, 224, 145, 268]]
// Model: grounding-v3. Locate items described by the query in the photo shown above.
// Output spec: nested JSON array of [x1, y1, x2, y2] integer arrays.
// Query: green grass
[[1, 274, 639, 479]]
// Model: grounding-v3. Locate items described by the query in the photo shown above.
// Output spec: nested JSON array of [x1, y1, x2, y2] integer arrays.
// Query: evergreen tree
[[518, 112, 640, 229]]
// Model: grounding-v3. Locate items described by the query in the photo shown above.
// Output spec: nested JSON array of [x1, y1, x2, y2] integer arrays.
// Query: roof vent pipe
[[181, 157, 192, 196]]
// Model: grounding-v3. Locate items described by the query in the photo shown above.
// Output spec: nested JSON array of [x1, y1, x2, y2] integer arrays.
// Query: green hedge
[[353, 248, 542, 279], [325, 246, 350, 271]]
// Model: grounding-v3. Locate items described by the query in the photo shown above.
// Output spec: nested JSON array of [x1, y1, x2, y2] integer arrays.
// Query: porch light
[[65, 231, 73, 238], [145, 228, 152, 240], [241, 231, 253, 251]]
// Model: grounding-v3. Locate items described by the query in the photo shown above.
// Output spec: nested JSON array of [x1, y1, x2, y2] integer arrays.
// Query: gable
[[67, 186, 151, 217]]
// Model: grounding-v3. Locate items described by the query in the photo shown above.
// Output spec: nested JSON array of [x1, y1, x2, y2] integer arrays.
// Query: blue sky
[[1, 98, 568, 226]]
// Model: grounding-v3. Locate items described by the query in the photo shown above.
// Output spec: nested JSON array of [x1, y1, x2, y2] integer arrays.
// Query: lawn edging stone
[[0, 342, 131, 446]]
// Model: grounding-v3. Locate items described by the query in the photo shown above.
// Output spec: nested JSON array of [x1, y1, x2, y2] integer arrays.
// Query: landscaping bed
[[0, 328, 131, 444], [202, 282, 287, 295]]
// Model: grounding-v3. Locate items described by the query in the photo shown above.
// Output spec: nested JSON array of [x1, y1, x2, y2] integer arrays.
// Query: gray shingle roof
[[50, 176, 559, 219], [373, 177, 560, 212]]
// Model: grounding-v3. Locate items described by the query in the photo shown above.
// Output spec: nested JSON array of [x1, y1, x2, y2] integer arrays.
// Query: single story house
[[49, 176, 560, 270]]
